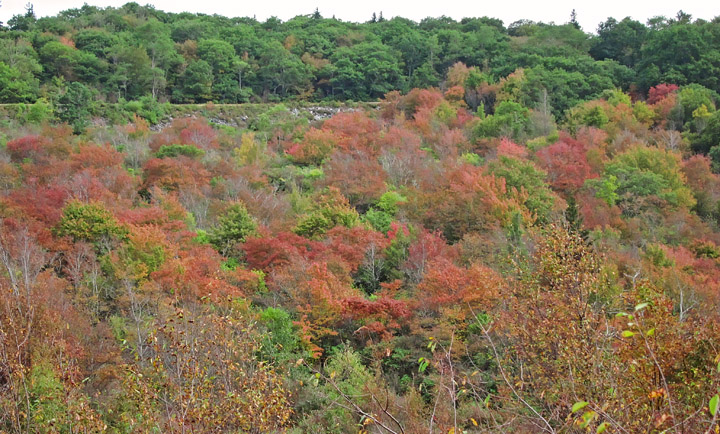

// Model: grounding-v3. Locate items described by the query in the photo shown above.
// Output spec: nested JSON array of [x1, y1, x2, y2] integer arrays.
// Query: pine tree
[[209, 202, 257, 256], [570, 9, 580, 29], [565, 194, 588, 240]]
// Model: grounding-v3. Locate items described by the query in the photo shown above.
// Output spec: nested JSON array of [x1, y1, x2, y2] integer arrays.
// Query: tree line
[[0, 2, 719, 110]]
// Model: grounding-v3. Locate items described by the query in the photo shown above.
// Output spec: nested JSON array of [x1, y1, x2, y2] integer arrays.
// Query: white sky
[[0, 0, 718, 33]]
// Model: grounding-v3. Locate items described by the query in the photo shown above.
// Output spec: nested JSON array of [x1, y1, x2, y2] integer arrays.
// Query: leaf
[[572, 401, 589, 413], [471, 418, 478, 426], [646, 328, 656, 336], [710, 395, 719, 416], [621, 330, 635, 338], [597, 422, 609, 433], [634, 302, 649, 311], [579, 411, 596, 428]]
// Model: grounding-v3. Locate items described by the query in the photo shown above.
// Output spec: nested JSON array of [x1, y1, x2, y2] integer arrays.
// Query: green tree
[[170, 18, 218, 42], [590, 17, 647, 67], [56, 81, 95, 133], [599, 146, 695, 211], [0, 61, 38, 102], [696, 112, 720, 154], [7, 2, 36, 31], [487, 155, 556, 222], [136, 19, 181, 98], [197, 39, 242, 101], [674, 84, 718, 134], [294, 188, 359, 239], [637, 22, 720, 93], [254, 40, 311, 100], [519, 63, 620, 117], [108, 44, 155, 100], [38, 41, 76, 80], [209, 202, 257, 255], [56, 200, 126, 244], [174, 59, 213, 103], [0, 38, 42, 79], [472, 101, 531, 140], [330, 41, 403, 100], [74, 28, 119, 59]]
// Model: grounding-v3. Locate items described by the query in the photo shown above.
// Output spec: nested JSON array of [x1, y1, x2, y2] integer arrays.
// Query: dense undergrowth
[[2, 77, 720, 432]]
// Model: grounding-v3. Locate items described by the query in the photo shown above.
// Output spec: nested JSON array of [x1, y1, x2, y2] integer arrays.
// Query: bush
[[294, 189, 359, 239], [209, 202, 257, 255], [55, 200, 126, 244], [155, 144, 205, 159]]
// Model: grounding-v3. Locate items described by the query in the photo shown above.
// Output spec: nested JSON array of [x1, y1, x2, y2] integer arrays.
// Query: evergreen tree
[[209, 203, 257, 256], [569, 9, 580, 29]]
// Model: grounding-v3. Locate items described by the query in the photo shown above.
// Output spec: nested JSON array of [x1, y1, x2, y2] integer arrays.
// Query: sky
[[0, 0, 717, 33]]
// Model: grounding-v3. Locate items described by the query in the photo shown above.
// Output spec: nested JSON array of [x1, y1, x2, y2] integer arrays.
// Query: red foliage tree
[[323, 150, 387, 208], [70, 144, 124, 171], [399, 88, 444, 118], [149, 117, 219, 152], [152, 246, 254, 301], [377, 125, 422, 153], [321, 111, 381, 154], [535, 133, 597, 192], [406, 163, 525, 242], [5, 135, 48, 162], [496, 137, 528, 159], [403, 229, 456, 283], [9, 185, 68, 226], [648, 83, 679, 105], [285, 127, 344, 165], [242, 231, 326, 272], [340, 296, 410, 340], [142, 157, 210, 191], [416, 257, 502, 318], [324, 225, 390, 273]]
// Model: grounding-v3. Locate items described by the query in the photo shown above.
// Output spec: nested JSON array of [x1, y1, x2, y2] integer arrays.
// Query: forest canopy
[[0, 2, 719, 109]]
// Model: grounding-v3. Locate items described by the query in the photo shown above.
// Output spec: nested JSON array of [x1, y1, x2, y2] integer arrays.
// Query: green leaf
[[710, 395, 719, 416], [646, 328, 656, 337], [597, 422, 609, 433], [579, 411, 596, 428], [621, 330, 635, 338], [634, 302, 649, 311], [418, 359, 429, 373], [571, 401, 589, 413]]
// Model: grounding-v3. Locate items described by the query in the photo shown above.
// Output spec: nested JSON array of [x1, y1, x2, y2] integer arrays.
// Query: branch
[[470, 305, 556, 434], [370, 387, 405, 434], [318, 366, 401, 434]]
